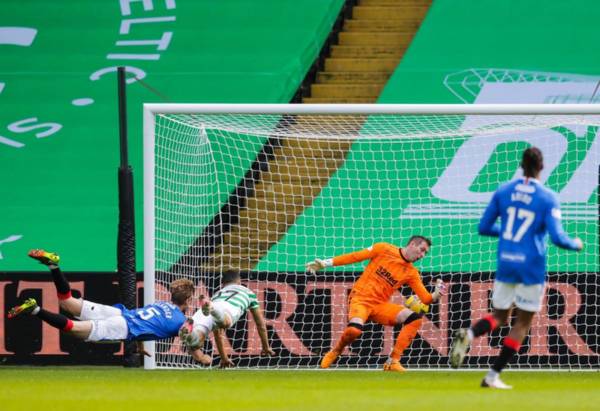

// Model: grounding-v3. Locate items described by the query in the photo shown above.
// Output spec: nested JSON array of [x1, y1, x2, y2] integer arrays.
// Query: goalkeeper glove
[[404, 295, 429, 314], [305, 258, 332, 274], [431, 278, 447, 302]]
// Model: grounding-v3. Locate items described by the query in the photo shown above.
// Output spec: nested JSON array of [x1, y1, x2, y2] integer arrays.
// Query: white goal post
[[143, 104, 599, 370]]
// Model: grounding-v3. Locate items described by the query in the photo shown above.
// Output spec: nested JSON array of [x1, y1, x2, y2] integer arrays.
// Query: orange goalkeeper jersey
[[332, 242, 433, 305]]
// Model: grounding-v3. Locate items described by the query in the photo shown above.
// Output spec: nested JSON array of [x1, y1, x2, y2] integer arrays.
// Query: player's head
[[403, 235, 431, 262], [169, 278, 195, 308], [521, 146, 543, 178], [221, 271, 241, 286]]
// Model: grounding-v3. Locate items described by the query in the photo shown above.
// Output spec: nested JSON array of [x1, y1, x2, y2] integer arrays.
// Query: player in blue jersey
[[449, 147, 583, 389], [8, 249, 195, 358]]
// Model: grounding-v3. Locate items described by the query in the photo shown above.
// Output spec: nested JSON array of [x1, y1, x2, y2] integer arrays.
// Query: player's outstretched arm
[[431, 279, 447, 301], [250, 307, 275, 356], [478, 192, 501, 237], [136, 341, 151, 357], [213, 328, 234, 368], [179, 320, 212, 365], [189, 347, 212, 365], [408, 277, 446, 305], [306, 244, 380, 273], [305, 258, 330, 274], [545, 200, 583, 251]]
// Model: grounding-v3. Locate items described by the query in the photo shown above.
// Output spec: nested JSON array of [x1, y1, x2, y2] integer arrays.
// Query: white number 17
[[503, 206, 535, 242]]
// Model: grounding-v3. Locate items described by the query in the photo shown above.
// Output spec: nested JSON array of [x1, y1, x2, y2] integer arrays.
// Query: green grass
[[1, 367, 598, 411]]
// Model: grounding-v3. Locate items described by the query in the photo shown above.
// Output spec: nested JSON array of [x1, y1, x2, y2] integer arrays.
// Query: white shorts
[[191, 301, 241, 336], [213, 300, 243, 324], [77, 300, 122, 320], [191, 310, 214, 338], [492, 280, 545, 313], [78, 300, 129, 342]]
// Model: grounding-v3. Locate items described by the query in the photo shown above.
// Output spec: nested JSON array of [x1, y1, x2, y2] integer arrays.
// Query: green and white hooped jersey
[[212, 284, 259, 323]]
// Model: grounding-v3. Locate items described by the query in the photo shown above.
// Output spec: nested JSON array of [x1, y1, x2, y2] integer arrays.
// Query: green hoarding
[[0, 0, 343, 271]]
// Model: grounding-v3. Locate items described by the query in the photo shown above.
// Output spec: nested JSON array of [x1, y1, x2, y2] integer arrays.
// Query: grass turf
[[1, 367, 598, 411]]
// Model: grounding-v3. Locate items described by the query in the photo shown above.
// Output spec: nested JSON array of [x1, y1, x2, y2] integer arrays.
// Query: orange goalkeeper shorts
[[348, 298, 403, 327]]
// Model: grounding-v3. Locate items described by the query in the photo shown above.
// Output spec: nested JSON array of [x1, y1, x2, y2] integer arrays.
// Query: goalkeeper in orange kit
[[306, 236, 446, 372]]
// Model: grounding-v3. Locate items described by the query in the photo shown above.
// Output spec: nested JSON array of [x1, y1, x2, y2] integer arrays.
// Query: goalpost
[[143, 104, 599, 370]]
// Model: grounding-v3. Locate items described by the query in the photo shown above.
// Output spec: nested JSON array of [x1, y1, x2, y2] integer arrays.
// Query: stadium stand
[[200, 0, 432, 271]]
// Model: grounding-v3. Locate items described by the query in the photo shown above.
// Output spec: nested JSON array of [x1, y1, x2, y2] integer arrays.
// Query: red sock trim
[[483, 314, 498, 331], [504, 336, 521, 351], [57, 291, 72, 300], [63, 319, 74, 332]]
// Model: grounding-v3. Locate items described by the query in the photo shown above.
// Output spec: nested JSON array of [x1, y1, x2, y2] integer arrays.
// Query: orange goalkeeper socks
[[391, 318, 422, 361], [333, 324, 363, 352]]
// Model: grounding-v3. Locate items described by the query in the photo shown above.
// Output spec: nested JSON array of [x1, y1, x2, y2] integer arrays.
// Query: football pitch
[[1, 367, 598, 411]]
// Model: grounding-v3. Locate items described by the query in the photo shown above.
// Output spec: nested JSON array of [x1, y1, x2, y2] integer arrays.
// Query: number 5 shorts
[[77, 299, 129, 342]]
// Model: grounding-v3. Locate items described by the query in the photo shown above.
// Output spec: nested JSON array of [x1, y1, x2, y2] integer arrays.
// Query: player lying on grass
[[306, 236, 446, 372], [449, 147, 583, 389], [178, 271, 275, 367], [9, 249, 195, 357]]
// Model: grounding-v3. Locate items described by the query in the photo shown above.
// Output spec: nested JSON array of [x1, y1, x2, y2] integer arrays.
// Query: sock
[[36, 308, 74, 331], [333, 323, 363, 353], [471, 314, 498, 338], [485, 369, 499, 380], [49, 266, 71, 299], [491, 336, 520, 373], [390, 316, 423, 361]]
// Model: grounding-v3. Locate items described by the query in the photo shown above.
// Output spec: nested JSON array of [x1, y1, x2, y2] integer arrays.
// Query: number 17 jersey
[[479, 177, 580, 285], [212, 284, 259, 323]]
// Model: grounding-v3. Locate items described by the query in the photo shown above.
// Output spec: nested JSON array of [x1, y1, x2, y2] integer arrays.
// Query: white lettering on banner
[[0, 135, 24, 148], [116, 32, 173, 51], [403, 78, 600, 220], [97, 6, 176, 79], [8, 118, 62, 138], [0, 27, 37, 46], [107, 54, 160, 60], [0, 27, 41, 148], [431, 128, 568, 203], [559, 130, 600, 202], [120, 0, 176, 17], [0, 234, 23, 259], [90, 66, 147, 84], [120, 0, 155, 16], [120, 16, 175, 35]]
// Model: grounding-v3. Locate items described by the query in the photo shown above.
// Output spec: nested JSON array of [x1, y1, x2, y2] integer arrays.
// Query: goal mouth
[[143, 104, 600, 369]]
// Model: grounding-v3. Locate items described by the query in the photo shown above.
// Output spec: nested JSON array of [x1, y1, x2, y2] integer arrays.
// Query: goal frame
[[142, 103, 600, 370]]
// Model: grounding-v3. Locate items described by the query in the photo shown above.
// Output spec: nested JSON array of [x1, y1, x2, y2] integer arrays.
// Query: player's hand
[[195, 353, 212, 366], [404, 295, 429, 314], [574, 237, 584, 251], [431, 279, 447, 302], [219, 358, 235, 368], [261, 347, 275, 356], [305, 258, 326, 274], [136, 341, 151, 357]]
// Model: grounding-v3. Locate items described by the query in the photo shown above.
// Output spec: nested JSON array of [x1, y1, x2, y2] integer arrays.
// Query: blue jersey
[[115, 301, 186, 341], [478, 177, 580, 285]]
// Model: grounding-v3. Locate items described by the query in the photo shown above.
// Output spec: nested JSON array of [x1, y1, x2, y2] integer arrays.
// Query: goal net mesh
[[147, 109, 599, 369]]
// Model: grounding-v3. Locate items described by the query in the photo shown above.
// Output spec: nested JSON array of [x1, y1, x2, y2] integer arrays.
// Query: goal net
[[143, 104, 599, 370]]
